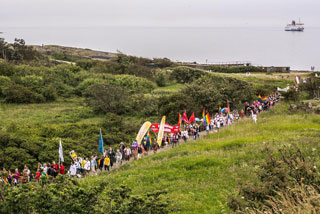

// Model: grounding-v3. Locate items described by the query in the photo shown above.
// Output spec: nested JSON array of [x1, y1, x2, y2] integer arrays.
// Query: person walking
[[90, 156, 97, 173], [137, 145, 143, 159], [124, 146, 131, 161], [115, 149, 122, 167], [104, 155, 110, 171], [108, 147, 115, 169], [152, 141, 158, 154], [59, 163, 65, 175]]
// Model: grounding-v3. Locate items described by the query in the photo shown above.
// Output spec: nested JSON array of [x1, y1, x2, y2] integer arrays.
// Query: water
[[1, 26, 319, 71]]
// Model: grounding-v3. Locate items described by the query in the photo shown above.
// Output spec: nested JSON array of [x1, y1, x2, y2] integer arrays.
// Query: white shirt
[[69, 165, 77, 176], [84, 161, 91, 170]]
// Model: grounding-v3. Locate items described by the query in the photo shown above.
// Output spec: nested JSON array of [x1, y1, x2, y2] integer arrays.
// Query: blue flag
[[99, 130, 104, 154]]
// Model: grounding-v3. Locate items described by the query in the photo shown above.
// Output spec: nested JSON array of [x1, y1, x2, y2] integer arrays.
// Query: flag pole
[[58, 138, 60, 166]]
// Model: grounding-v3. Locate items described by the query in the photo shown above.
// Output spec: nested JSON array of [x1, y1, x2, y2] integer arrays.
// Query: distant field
[[82, 103, 320, 213], [211, 72, 310, 88]]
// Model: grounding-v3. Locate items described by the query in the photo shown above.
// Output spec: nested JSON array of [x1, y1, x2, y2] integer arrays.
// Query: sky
[[1, 0, 319, 27]]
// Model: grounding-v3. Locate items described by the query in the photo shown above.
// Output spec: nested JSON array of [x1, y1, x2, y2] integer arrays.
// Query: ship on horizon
[[285, 19, 304, 32]]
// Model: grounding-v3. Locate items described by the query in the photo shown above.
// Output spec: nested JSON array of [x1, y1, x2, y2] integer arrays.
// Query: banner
[[136, 121, 151, 145], [157, 116, 166, 146], [59, 138, 64, 162], [151, 123, 180, 133]]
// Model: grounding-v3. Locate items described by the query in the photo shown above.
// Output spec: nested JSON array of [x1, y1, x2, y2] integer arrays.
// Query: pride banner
[[136, 121, 152, 145], [151, 123, 180, 133], [157, 116, 166, 146]]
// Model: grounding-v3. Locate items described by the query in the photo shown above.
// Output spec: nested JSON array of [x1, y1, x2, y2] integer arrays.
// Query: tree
[[85, 83, 131, 114]]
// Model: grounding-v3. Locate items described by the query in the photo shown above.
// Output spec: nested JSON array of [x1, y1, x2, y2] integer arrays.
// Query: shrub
[[155, 70, 166, 87], [4, 84, 45, 103], [0, 76, 12, 96], [208, 65, 264, 73], [282, 89, 301, 101], [170, 66, 207, 83], [85, 83, 131, 114], [228, 145, 320, 212]]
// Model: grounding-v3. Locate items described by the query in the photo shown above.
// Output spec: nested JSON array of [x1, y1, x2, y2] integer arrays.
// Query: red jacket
[[52, 164, 58, 171], [36, 172, 41, 181], [59, 165, 65, 175]]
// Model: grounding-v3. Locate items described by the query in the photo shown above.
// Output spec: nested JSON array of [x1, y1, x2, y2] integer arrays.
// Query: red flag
[[178, 113, 181, 126], [182, 111, 189, 124], [189, 112, 195, 124]]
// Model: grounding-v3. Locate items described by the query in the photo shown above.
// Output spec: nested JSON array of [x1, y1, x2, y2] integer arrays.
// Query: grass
[[82, 103, 320, 213], [0, 97, 102, 128], [210, 72, 311, 88], [152, 83, 186, 94]]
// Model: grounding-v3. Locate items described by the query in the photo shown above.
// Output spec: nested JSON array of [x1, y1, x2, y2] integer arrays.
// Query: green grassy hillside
[[82, 103, 320, 213]]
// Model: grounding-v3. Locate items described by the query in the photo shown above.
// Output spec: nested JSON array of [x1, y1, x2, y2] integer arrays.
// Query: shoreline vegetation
[[1, 38, 320, 213]]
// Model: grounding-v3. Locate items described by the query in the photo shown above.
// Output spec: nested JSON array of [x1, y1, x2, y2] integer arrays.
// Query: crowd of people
[[1, 93, 281, 186]]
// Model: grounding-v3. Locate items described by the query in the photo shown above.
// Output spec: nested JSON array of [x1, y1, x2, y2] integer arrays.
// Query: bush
[[0, 76, 12, 96], [155, 70, 166, 87], [282, 89, 301, 102], [208, 66, 264, 73], [4, 84, 45, 103], [85, 83, 131, 114], [228, 145, 320, 212], [0, 175, 106, 214], [170, 66, 207, 83], [0, 60, 16, 76]]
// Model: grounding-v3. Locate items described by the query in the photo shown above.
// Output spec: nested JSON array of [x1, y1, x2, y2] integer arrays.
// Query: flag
[[99, 129, 104, 154], [182, 111, 189, 124], [178, 113, 182, 126], [294, 76, 301, 84], [218, 106, 221, 112], [2, 177, 8, 184], [202, 108, 206, 126], [227, 99, 231, 119], [258, 94, 267, 103], [147, 131, 152, 148], [206, 113, 211, 125], [59, 138, 64, 162], [189, 112, 195, 123]]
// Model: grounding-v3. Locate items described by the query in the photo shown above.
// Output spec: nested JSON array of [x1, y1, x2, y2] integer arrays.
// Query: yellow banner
[[157, 116, 166, 146], [136, 121, 151, 145]]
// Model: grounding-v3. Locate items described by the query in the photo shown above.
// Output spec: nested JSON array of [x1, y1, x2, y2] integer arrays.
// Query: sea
[[1, 26, 320, 71]]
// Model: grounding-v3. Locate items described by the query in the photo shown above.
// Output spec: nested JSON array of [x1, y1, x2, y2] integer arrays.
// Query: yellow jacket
[[104, 158, 110, 166]]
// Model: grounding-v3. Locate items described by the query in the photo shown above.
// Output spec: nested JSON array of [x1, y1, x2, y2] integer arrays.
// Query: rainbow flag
[[258, 94, 267, 103], [218, 106, 221, 112], [41, 172, 49, 179], [202, 108, 207, 126], [178, 113, 182, 126], [227, 99, 231, 119], [205, 113, 211, 125], [2, 177, 8, 184], [147, 131, 152, 148]]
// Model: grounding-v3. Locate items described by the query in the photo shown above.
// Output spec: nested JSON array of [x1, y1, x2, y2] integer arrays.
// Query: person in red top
[[36, 169, 41, 182], [13, 168, 20, 186], [59, 163, 65, 175], [52, 161, 58, 177]]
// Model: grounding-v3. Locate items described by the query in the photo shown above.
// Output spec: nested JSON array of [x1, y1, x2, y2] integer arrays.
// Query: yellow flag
[[136, 121, 152, 145], [157, 116, 166, 146]]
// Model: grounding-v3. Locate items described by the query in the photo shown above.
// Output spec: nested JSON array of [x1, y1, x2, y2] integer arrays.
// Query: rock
[[289, 104, 297, 111], [307, 102, 313, 109]]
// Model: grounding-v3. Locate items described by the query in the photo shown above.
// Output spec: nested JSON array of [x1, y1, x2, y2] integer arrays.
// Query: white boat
[[285, 20, 304, 32]]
